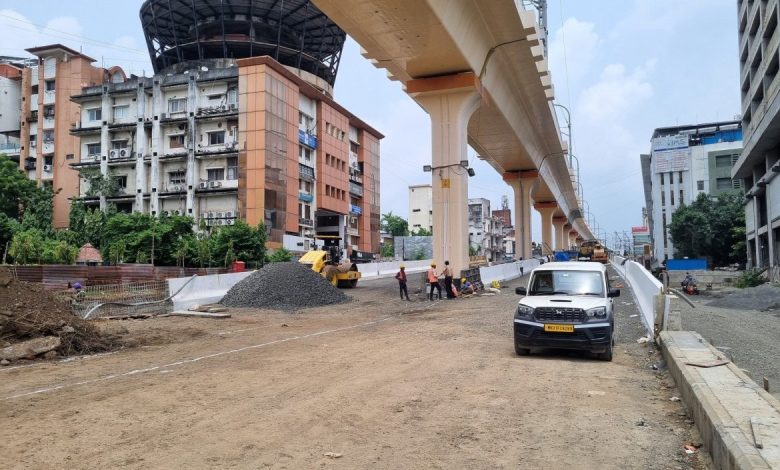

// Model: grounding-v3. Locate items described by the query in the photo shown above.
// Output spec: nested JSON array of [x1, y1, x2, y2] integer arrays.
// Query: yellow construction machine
[[591, 243, 609, 264], [298, 236, 361, 288]]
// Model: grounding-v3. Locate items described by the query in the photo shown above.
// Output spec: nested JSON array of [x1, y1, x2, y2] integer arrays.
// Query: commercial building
[[641, 121, 743, 262], [408, 184, 433, 233], [16, 45, 121, 228], [733, 0, 780, 269], [68, 0, 382, 254]]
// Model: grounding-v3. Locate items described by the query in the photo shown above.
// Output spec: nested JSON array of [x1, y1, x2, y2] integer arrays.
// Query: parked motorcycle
[[681, 273, 699, 295]]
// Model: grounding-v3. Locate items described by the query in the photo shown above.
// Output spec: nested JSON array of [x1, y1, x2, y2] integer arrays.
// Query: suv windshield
[[528, 270, 604, 296]]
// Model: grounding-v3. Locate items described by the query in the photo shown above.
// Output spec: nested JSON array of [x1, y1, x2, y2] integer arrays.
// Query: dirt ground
[[0, 272, 709, 469]]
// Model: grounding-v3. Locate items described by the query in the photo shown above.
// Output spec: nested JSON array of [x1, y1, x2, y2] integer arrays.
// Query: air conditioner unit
[[207, 212, 215, 219], [119, 148, 128, 158], [349, 217, 357, 224], [225, 211, 234, 218], [175, 209, 183, 216], [198, 181, 208, 189], [209, 180, 222, 188], [216, 211, 224, 219], [225, 218, 235, 225], [162, 210, 170, 217], [200, 212, 209, 220], [109, 149, 118, 159], [43, 164, 52, 172]]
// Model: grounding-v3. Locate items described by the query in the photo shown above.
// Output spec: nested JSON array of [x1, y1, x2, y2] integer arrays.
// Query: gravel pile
[[220, 262, 349, 311], [706, 283, 780, 311]]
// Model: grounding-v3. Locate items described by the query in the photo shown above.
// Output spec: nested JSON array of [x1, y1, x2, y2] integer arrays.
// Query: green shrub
[[734, 269, 766, 288]]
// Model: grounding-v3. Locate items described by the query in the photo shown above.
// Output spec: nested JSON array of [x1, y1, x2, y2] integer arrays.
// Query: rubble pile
[[220, 262, 349, 311], [0, 269, 116, 363], [707, 283, 780, 311]]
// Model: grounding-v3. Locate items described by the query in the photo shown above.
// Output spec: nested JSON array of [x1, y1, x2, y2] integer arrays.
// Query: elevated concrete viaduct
[[313, 0, 595, 272]]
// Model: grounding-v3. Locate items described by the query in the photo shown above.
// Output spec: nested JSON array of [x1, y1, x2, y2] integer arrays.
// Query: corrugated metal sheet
[[12, 265, 230, 290]]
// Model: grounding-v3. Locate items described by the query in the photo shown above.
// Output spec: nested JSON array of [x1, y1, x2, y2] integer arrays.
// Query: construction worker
[[442, 260, 454, 299], [460, 277, 475, 296], [427, 263, 441, 300], [395, 265, 411, 301]]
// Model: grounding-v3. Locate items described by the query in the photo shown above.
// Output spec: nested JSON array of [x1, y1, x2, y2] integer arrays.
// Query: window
[[716, 177, 733, 190], [169, 134, 185, 149], [113, 175, 128, 188], [207, 94, 223, 102], [66, 154, 74, 160], [113, 105, 129, 120], [206, 168, 224, 181], [43, 105, 54, 119], [697, 180, 704, 190], [87, 143, 101, 156], [678, 171, 683, 183], [227, 157, 238, 180], [299, 112, 314, 132], [87, 108, 101, 122], [660, 173, 664, 185], [670, 190, 675, 205], [208, 131, 225, 146], [715, 154, 733, 168], [679, 190, 684, 204], [43, 130, 54, 142], [29, 135, 36, 147], [226, 88, 237, 106], [661, 190, 665, 205], [169, 170, 185, 185], [31, 84, 38, 94], [412, 209, 421, 212], [44, 80, 55, 92], [299, 146, 312, 162], [168, 98, 187, 113]]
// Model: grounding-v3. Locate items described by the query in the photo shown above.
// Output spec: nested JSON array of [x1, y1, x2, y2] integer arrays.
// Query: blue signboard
[[299, 192, 314, 203], [349, 204, 362, 215], [298, 129, 318, 149]]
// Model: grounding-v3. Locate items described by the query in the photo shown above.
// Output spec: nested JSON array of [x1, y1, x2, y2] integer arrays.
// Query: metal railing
[[71, 279, 175, 319]]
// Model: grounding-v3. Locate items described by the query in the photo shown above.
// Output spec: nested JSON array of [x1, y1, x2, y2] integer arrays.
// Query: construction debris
[[0, 269, 116, 361], [220, 262, 349, 311]]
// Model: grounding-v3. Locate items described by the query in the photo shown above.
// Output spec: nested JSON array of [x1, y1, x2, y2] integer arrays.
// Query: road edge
[[659, 330, 780, 469]]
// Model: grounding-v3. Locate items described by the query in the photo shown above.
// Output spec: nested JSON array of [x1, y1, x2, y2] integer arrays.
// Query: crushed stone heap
[[220, 262, 350, 311], [0, 269, 116, 359]]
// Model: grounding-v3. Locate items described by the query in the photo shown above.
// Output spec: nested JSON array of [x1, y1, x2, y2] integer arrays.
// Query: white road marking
[[3, 316, 394, 401]]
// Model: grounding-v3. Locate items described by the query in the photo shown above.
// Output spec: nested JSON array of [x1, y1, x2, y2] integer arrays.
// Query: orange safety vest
[[427, 268, 438, 283]]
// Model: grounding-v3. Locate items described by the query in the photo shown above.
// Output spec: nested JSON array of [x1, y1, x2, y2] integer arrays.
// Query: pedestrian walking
[[395, 265, 411, 300], [442, 260, 454, 299], [427, 263, 441, 300]]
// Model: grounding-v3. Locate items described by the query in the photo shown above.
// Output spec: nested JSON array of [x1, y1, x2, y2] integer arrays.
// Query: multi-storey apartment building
[[17, 44, 121, 228], [68, 0, 382, 254], [467, 198, 505, 262], [733, 0, 780, 270], [0, 58, 31, 163], [408, 184, 433, 233], [640, 121, 743, 262]]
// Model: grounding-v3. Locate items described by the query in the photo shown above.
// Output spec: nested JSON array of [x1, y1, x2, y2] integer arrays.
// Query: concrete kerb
[[660, 331, 780, 469]]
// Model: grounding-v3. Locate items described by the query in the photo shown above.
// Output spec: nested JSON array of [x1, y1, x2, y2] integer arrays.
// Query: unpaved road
[[0, 272, 708, 469]]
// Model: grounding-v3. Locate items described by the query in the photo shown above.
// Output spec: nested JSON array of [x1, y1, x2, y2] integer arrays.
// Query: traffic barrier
[[168, 271, 254, 311], [610, 255, 664, 338], [357, 259, 432, 279], [478, 259, 540, 286]]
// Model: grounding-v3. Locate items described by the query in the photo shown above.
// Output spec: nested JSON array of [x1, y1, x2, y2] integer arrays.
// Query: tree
[[381, 212, 409, 236], [8, 229, 45, 264], [209, 221, 267, 268], [380, 243, 394, 258], [412, 227, 432, 236], [20, 185, 57, 236], [0, 155, 38, 219], [669, 192, 746, 267], [78, 167, 120, 198], [0, 213, 20, 260], [267, 247, 292, 262]]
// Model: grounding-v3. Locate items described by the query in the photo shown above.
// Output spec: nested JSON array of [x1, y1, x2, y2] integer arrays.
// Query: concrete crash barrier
[[610, 255, 663, 338], [478, 259, 540, 286], [168, 271, 254, 311], [357, 259, 432, 280], [660, 331, 780, 469]]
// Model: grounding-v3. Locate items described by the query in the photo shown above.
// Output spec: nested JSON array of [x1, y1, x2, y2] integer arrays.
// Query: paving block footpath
[[660, 331, 780, 469]]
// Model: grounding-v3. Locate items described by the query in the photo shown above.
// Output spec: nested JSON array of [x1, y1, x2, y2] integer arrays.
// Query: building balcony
[[195, 103, 238, 119], [195, 179, 239, 192], [0, 143, 21, 155], [195, 141, 238, 157], [43, 91, 55, 105], [26, 111, 38, 122], [23, 158, 36, 171], [43, 116, 55, 129], [299, 192, 314, 203], [299, 217, 314, 227], [108, 119, 137, 130], [349, 172, 363, 184], [299, 163, 315, 181], [42, 141, 54, 154], [349, 182, 363, 197], [70, 121, 101, 135], [160, 112, 188, 123]]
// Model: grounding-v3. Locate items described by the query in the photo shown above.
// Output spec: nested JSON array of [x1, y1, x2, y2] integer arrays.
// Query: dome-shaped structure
[[139, 0, 346, 86]]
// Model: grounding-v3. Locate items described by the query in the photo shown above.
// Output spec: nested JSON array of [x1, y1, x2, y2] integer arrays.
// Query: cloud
[[578, 60, 655, 124], [548, 18, 600, 85]]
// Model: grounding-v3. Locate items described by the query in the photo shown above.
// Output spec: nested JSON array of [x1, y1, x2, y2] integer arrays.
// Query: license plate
[[544, 323, 574, 333]]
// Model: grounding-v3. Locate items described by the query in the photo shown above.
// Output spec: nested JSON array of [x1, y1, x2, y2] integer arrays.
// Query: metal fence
[[68, 280, 172, 319]]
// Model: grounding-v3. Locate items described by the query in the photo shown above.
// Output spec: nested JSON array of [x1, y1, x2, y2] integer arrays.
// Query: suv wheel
[[597, 341, 613, 361], [514, 343, 530, 356]]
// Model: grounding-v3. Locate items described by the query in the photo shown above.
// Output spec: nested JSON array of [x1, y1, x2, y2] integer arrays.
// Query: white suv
[[513, 262, 620, 361]]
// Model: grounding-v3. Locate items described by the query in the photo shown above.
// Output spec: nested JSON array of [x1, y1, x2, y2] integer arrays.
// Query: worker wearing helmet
[[427, 263, 441, 300], [395, 265, 411, 301]]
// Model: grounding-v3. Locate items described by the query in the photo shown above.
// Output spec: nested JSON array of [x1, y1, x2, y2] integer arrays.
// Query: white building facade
[[642, 122, 743, 262], [408, 184, 433, 234]]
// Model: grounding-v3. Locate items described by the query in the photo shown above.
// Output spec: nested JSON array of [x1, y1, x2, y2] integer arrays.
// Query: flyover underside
[[312, 0, 594, 268]]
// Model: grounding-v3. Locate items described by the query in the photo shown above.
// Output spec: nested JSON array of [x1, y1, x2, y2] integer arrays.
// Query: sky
[[0, 0, 742, 245]]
